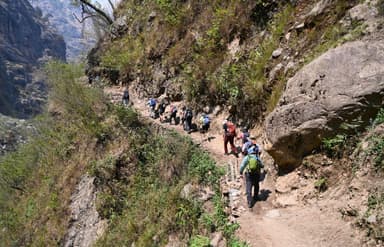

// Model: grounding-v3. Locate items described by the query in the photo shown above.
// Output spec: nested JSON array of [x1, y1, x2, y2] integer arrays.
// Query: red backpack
[[227, 122, 236, 135]]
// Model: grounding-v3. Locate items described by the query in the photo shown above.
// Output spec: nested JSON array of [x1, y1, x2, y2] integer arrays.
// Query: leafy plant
[[364, 108, 384, 171], [228, 239, 250, 247], [189, 235, 210, 247], [322, 134, 347, 158], [314, 177, 328, 192], [359, 190, 384, 241], [368, 136, 384, 171], [373, 108, 384, 126], [188, 151, 225, 186], [155, 0, 183, 25]]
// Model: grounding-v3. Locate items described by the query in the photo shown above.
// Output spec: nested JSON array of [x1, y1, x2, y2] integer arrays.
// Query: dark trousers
[[245, 172, 260, 207], [185, 116, 192, 130], [170, 112, 177, 124], [201, 122, 210, 133], [224, 134, 236, 154]]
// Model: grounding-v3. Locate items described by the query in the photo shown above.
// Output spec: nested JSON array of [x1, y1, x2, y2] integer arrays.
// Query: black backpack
[[123, 90, 129, 99], [186, 109, 193, 118]]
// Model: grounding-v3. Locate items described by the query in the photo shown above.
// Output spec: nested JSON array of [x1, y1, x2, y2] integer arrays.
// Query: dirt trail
[[105, 86, 363, 247]]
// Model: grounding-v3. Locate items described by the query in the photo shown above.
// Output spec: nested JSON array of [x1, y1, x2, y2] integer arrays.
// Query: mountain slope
[[29, 0, 97, 62], [0, 0, 65, 118]]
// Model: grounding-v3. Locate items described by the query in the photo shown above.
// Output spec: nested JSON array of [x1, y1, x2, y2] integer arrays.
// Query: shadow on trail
[[258, 189, 272, 202], [251, 189, 271, 208]]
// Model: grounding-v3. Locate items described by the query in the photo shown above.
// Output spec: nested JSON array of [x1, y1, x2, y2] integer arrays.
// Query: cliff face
[[29, 0, 97, 62], [0, 0, 66, 118]]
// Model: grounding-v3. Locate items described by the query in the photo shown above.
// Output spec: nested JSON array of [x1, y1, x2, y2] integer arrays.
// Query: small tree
[[71, 0, 115, 29]]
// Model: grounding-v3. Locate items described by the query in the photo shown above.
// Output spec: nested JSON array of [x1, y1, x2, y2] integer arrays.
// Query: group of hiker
[[223, 119, 264, 209], [144, 94, 263, 209], [147, 97, 210, 134]]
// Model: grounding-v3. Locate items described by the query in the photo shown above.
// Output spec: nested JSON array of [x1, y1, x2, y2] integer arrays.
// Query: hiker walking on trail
[[122, 88, 129, 106], [242, 139, 253, 155], [157, 100, 167, 122], [238, 127, 250, 144], [148, 98, 157, 111], [147, 98, 157, 118], [169, 105, 178, 125], [183, 107, 193, 132], [240, 145, 263, 208], [223, 119, 237, 155], [200, 114, 210, 133]]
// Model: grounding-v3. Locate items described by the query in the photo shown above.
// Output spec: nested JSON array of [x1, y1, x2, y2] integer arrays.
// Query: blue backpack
[[149, 98, 156, 107], [203, 116, 210, 125], [186, 109, 193, 118]]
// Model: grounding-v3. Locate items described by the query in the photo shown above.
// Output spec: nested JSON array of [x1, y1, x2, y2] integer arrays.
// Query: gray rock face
[[265, 41, 384, 170], [0, 0, 66, 118], [63, 175, 106, 247], [30, 0, 97, 62]]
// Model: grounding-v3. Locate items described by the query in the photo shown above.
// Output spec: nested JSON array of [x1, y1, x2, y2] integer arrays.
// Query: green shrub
[[373, 108, 384, 126], [368, 137, 384, 171], [113, 104, 140, 127], [314, 177, 328, 192], [0, 143, 39, 192], [45, 61, 109, 141], [366, 108, 384, 171], [101, 36, 144, 71], [228, 239, 250, 247], [360, 191, 384, 241], [202, 4, 293, 117], [322, 134, 347, 158], [188, 151, 225, 186], [155, 0, 183, 25], [189, 235, 210, 247], [377, 0, 384, 16], [94, 131, 229, 246], [367, 192, 384, 211]]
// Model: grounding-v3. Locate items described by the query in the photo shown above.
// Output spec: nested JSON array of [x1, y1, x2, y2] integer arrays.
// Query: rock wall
[[29, 0, 97, 62], [265, 41, 384, 171], [0, 0, 66, 118]]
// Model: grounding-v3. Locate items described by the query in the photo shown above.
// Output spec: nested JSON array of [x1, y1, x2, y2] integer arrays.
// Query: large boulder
[[265, 41, 384, 171]]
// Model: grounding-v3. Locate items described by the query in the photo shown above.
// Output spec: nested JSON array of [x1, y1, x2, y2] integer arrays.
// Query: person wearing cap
[[240, 145, 264, 208]]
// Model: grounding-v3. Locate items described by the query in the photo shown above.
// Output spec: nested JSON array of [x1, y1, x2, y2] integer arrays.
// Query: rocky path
[[104, 86, 364, 247]]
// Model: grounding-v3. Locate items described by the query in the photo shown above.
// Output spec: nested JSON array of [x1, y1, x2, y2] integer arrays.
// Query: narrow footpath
[[105, 86, 363, 247]]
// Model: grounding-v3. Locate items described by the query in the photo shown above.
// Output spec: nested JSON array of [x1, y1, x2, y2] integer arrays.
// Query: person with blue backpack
[[148, 98, 157, 111], [147, 98, 157, 118], [240, 145, 263, 208], [200, 114, 210, 133]]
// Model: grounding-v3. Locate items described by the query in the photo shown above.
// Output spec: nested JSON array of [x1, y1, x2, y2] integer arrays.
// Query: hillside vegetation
[[1, 0, 383, 246], [90, 0, 363, 123], [0, 62, 245, 246]]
